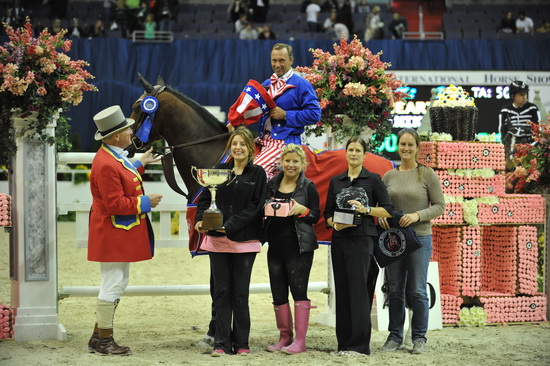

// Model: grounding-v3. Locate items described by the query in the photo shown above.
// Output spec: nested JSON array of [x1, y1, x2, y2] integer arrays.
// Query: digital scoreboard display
[[379, 84, 516, 159]]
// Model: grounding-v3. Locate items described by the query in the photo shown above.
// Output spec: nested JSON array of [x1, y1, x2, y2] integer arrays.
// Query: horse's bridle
[[131, 84, 230, 199], [130, 84, 166, 151], [131, 85, 229, 154]]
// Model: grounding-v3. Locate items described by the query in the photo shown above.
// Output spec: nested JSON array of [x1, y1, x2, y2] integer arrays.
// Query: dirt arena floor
[[1, 222, 549, 366]]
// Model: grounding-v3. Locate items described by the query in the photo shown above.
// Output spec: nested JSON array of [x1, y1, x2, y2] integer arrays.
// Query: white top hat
[[93, 105, 135, 141]]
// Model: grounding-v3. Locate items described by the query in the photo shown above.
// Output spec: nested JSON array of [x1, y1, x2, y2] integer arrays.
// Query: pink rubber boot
[[281, 301, 316, 355], [266, 303, 293, 352]]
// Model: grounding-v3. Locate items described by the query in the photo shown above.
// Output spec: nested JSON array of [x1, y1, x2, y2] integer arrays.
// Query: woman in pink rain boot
[[263, 144, 320, 354]]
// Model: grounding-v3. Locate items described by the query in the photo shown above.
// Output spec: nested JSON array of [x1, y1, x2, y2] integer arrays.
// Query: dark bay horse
[[129, 75, 395, 245], [128, 74, 229, 201]]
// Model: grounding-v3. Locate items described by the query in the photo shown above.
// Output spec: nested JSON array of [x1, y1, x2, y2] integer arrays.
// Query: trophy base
[[334, 209, 363, 225], [202, 211, 223, 231]]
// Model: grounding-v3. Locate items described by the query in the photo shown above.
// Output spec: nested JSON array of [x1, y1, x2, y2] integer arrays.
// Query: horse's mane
[[166, 86, 227, 133]]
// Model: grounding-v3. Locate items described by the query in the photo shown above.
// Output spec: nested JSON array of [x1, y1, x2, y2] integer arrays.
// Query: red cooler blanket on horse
[[187, 146, 395, 254]]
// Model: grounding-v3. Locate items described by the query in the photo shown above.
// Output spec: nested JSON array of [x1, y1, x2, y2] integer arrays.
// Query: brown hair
[[272, 43, 294, 60], [345, 136, 368, 154], [225, 126, 255, 164], [397, 128, 424, 181]]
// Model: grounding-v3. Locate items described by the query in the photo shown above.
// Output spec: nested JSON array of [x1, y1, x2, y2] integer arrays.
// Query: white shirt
[[516, 17, 534, 33], [107, 144, 133, 167], [306, 3, 321, 23]]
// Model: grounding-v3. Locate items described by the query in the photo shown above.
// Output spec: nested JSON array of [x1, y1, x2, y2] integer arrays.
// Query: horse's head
[[127, 73, 167, 155]]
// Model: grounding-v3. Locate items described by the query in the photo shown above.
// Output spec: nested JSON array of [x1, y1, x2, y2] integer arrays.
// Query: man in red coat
[[87, 105, 163, 355]]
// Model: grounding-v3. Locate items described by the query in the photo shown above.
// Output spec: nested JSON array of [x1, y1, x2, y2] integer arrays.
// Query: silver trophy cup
[[191, 166, 235, 230]]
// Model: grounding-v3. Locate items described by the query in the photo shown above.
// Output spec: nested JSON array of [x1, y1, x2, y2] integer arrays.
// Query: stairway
[[391, 0, 445, 33]]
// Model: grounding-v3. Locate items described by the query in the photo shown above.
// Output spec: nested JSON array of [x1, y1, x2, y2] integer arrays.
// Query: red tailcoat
[[88, 145, 154, 262]]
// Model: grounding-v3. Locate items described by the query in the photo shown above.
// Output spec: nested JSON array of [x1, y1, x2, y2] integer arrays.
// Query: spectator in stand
[[258, 23, 277, 39], [32, 18, 45, 36], [364, 5, 384, 41], [136, 1, 149, 27], [249, 0, 269, 24], [228, 0, 248, 22], [89, 17, 106, 38], [388, 12, 407, 39], [323, 9, 337, 32], [51, 18, 63, 35], [516, 11, 534, 33], [68, 17, 86, 38], [240, 22, 259, 39], [125, 0, 142, 36], [324, 9, 349, 40], [322, 0, 339, 13], [498, 11, 516, 34], [113, 0, 130, 37], [144, 13, 156, 39], [2, 2, 25, 27], [537, 20, 550, 33], [356, 0, 369, 14], [337, 0, 354, 35], [103, 0, 116, 27], [235, 13, 248, 33], [154, 0, 176, 32], [305, 0, 322, 32]]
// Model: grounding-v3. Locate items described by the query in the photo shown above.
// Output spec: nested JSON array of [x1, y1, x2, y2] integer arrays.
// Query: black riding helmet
[[509, 80, 529, 98]]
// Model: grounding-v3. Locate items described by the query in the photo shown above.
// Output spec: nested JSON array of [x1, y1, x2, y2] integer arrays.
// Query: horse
[[128, 74, 229, 202], [128, 74, 395, 249]]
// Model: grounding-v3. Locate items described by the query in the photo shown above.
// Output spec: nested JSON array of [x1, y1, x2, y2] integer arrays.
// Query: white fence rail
[[56, 152, 190, 248]]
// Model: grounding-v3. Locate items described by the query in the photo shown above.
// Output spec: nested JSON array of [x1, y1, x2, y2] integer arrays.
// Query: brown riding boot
[[87, 323, 100, 352], [94, 328, 132, 355]]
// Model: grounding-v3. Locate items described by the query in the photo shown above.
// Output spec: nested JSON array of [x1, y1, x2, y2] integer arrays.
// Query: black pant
[[209, 251, 256, 353], [268, 240, 314, 305], [331, 236, 374, 355], [207, 268, 216, 338]]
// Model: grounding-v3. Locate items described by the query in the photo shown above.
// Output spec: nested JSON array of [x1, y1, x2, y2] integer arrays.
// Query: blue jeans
[[385, 235, 432, 343]]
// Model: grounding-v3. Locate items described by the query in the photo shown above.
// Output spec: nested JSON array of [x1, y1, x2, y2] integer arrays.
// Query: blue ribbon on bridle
[[135, 96, 159, 143]]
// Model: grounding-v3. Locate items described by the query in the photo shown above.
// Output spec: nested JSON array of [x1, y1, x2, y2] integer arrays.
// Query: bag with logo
[[264, 198, 293, 217], [374, 211, 422, 268]]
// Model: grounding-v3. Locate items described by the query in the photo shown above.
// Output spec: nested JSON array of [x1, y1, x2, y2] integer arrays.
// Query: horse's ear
[[157, 76, 165, 87], [137, 72, 154, 93]]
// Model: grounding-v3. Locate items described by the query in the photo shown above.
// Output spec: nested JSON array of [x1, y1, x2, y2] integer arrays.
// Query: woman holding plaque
[[379, 128, 445, 355], [324, 136, 393, 356], [263, 144, 320, 355], [194, 127, 267, 357]]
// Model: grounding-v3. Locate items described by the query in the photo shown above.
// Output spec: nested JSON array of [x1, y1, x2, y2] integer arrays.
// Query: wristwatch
[[364, 206, 371, 215]]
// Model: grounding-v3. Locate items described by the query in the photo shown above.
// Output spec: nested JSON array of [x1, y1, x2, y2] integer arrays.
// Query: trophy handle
[[190, 166, 205, 187]]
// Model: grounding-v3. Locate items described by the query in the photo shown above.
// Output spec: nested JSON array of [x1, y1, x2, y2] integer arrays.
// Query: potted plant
[[295, 35, 408, 150], [0, 19, 97, 168]]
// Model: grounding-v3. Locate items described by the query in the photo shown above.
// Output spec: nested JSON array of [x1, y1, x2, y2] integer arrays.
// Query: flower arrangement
[[295, 35, 408, 150], [0, 20, 97, 167], [505, 120, 550, 194]]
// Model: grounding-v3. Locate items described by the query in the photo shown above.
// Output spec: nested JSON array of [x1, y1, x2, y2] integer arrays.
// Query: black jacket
[[325, 167, 393, 238], [263, 171, 320, 253], [195, 160, 267, 242]]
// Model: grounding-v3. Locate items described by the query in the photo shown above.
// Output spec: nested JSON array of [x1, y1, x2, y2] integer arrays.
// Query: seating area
[[3, 1, 550, 41], [443, 3, 550, 39], [1, 1, 393, 41]]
